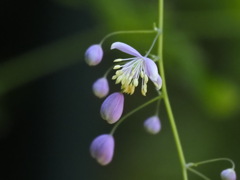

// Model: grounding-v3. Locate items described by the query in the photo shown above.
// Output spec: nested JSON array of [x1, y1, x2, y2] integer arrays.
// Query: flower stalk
[[99, 30, 156, 45], [157, 0, 188, 179]]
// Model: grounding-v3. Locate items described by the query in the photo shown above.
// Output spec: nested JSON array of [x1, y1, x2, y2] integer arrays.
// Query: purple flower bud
[[100, 92, 124, 124], [144, 116, 161, 134], [92, 77, 109, 98], [85, 44, 103, 66], [221, 169, 236, 180], [90, 134, 115, 166]]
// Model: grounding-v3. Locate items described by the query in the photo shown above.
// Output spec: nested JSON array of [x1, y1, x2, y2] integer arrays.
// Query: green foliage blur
[[0, 0, 239, 179]]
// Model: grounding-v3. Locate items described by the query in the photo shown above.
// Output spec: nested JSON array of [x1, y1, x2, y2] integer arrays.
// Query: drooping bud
[[92, 77, 109, 98], [221, 168, 236, 180], [144, 116, 161, 134], [85, 44, 103, 66], [90, 134, 115, 166], [100, 92, 124, 124]]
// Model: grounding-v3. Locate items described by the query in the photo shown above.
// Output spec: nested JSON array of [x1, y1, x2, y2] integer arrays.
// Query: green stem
[[188, 158, 236, 169], [99, 30, 156, 45], [103, 65, 114, 78], [145, 29, 161, 57], [110, 95, 162, 135], [158, 0, 188, 179], [187, 167, 211, 180]]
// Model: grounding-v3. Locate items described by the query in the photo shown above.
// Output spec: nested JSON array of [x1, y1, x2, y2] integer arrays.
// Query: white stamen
[[133, 79, 138, 87], [113, 65, 122, 69], [114, 59, 123, 62]]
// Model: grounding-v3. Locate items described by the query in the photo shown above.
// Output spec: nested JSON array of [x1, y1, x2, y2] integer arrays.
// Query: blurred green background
[[0, 0, 239, 179]]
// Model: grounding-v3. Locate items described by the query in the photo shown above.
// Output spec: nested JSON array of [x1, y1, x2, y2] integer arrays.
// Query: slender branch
[[103, 65, 114, 78], [145, 29, 161, 57], [188, 158, 236, 169], [100, 30, 156, 45], [187, 167, 211, 180], [158, 0, 188, 179]]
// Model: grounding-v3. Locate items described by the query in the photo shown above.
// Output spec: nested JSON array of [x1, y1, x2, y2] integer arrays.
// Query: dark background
[[0, 0, 239, 179]]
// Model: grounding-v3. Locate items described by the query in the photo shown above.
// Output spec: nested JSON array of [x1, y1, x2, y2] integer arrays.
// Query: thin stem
[[110, 95, 163, 135], [187, 167, 211, 180], [155, 98, 161, 115], [155, 91, 162, 115], [189, 158, 236, 169], [158, 0, 188, 179], [103, 65, 114, 78], [144, 29, 161, 57], [99, 30, 156, 45]]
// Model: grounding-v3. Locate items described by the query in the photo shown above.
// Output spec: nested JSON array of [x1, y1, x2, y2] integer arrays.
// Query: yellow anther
[[143, 84, 147, 93], [113, 65, 122, 69], [116, 76, 123, 84], [121, 77, 127, 85], [144, 74, 149, 83], [141, 88, 146, 96], [127, 75, 133, 84], [133, 79, 138, 87], [116, 70, 123, 75], [129, 85, 135, 95], [140, 71, 144, 78], [123, 85, 135, 95], [114, 59, 123, 62]]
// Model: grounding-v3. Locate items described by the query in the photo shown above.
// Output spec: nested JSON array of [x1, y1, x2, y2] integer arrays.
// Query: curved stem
[[110, 95, 162, 135], [158, 0, 188, 179], [103, 65, 114, 78], [145, 29, 161, 57], [188, 158, 236, 169], [99, 30, 156, 45], [187, 167, 211, 180]]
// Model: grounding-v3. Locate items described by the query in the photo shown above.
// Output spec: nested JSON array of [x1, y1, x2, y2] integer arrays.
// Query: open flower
[[144, 116, 161, 134], [92, 77, 109, 98], [85, 44, 103, 66], [90, 134, 115, 166], [100, 92, 124, 124], [221, 169, 236, 180], [111, 42, 162, 96]]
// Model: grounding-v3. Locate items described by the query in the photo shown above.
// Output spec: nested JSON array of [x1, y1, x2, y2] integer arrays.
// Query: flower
[[143, 116, 161, 134], [111, 42, 162, 96], [100, 92, 124, 124], [85, 44, 103, 66], [92, 77, 109, 98], [90, 134, 115, 166], [221, 169, 236, 180]]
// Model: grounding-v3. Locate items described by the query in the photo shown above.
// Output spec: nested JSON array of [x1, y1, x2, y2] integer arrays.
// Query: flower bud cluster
[[85, 38, 162, 166], [84, 23, 237, 180]]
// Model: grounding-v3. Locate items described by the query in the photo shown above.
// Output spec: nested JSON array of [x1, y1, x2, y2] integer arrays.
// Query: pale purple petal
[[221, 169, 236, 180], [144, 58, 159, 82], [92, 77, 109, 98], [85, 44, 103, 66], [144, 116, 161, 134], [152, 75, 162, 90], [90, 134, 115, 166], [111, 42, 142, 57], [100, 92, 124, 124]]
